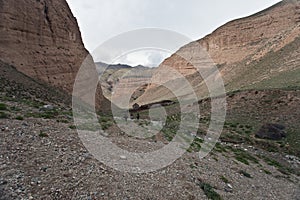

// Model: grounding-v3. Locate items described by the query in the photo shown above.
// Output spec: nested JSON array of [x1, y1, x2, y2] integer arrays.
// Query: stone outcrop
[[0, 0, 91, 93], [97, 63, 154, 108], [0, 0, 109, 111], [137, 0, 300, 104], [255, 123, 287, 140], [105, 67, 154, 108], [157, 0, 300, 77]]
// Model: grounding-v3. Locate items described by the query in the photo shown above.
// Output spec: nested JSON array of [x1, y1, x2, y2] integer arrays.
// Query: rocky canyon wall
[[0, 0, 109, 111], [0, 0, 91, 93]]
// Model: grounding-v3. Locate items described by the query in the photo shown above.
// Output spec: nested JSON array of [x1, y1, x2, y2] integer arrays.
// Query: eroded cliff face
[[0, 0, 90, 93], [97, 63, 154, 108], [0, 0, 110, 111], [137, 0, 300, 104], [200, 1, 299, 64], [159, 0, 300, 77]]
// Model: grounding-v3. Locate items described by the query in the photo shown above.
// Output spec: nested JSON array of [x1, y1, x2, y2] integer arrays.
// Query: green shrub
[[214, 143, 227, 153], [10, 106, 21, 111], [39, 131, 49, 137], [0, 103, 7, 110], [21, 99, 43, 108], [232, 148, 259, 165], [41, 110, 59, 119], [99, 117, 109, 123], [235, 156, 250, 165], [56, 119, 69, 123], [162, 129, 176, 142], [26, 110, 59, 119], [261, 156, 292, 175], [263, 157, 281, 168], [69, 125, 76, 129], [230, 123, 238, 129], [101, 122, 113, 130], [98, 116, 113, 130], [188, 137, 203, 152], [220, 176, 229, 184], [245, 125, 252, 129], [198, 182, 222, 200], [0, 112, 9, 119], [263, 169, 272, 175], [15, 116, 24, 120]]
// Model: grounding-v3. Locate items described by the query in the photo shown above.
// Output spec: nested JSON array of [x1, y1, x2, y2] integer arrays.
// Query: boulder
[[255, 123, 287, 140]]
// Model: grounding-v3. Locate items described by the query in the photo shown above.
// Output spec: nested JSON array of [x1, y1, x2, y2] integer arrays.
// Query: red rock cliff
[[161, 0, 300, 77], [137, 0, 300, 104], [0, 0, 91, 93]]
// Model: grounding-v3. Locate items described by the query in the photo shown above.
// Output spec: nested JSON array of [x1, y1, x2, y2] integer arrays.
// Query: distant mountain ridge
[[96, 62, 132, 74], [95, 62, 150, 75], [96, 62, 155, 107]]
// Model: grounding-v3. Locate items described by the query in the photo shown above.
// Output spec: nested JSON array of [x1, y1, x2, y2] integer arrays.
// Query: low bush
[[0, 112, 9, 119], [198, 182, 222, 200], [0, 103, 7, 110], [15, 116, 24, 120]]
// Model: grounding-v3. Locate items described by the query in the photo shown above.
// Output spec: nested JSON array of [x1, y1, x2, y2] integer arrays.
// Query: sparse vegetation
[[10, 106, 21, 111], [220, 176, 229, 184], [230, 123, 238, 128], [198, 181, 222, 200], [235, 156, 250, 165], [0, 111, 9, 119], [255, 140, 279, 153], [263, 169, 272, 175], [0, 103, 7, 110], [161, 114, 180, 142], [138, 120, 150, 127], [76, 122, 102, 131], [69, 125, 76, 129], [39, 131, 49, 138], [214, 143, 227, 153], [227, 147, 259, 165], [239, 170, 252, 178], [163, 129, 175, 142], [260, 156, 293, 175], [56, 119, 69, 123], [187, 137, 203, 152], [25, 109, 59, 119], [21, 99, 44, 108], [98, 115, 114, 130], [15, 116, 24, 120], [101, 122, 113, 130]]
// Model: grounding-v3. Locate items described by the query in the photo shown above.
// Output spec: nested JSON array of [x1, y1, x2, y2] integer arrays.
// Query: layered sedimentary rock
[[0, 0, 109, 111], [159, 0, 300, 77], [0, 0, 91, 93], [96, 62, 154, 108], [137, 0, 300, 104]]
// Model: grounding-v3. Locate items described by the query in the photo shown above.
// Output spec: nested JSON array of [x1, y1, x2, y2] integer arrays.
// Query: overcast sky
[[66, 0, 281, 67]]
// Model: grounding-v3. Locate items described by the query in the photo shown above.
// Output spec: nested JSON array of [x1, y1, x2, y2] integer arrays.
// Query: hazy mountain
[[97, 62, 155, 107]]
